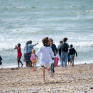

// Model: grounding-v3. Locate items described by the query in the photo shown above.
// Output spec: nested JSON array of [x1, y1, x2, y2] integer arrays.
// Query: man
[[58, 38, 69, 68], [24, 40, 38, 67]]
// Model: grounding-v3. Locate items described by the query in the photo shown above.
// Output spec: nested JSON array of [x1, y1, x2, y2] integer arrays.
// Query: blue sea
[[0, 0, 93, 68]]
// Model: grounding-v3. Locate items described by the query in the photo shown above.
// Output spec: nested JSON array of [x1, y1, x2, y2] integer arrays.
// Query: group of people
[[14, 37, 77, 83], [58, 38, 77, 67]]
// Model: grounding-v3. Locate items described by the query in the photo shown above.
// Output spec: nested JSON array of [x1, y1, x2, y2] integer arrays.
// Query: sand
[[0, 64, 93, 93]]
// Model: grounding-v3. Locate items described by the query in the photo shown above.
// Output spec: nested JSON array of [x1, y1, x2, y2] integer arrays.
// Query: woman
[[36, 37, 54, 83], [49, 38, 57, 72], [49, 38, 57, 56], [58, 38, 69, 68]]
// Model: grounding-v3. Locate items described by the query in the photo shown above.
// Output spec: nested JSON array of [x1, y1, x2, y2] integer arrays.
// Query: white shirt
[[36, 46, 54, 68]]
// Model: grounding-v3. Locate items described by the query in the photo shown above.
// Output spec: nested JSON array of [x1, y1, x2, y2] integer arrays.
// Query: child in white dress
[[36, 37, 54, 83]]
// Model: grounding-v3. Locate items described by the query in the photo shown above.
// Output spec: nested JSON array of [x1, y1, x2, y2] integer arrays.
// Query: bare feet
[[21, 64, 23, 67]]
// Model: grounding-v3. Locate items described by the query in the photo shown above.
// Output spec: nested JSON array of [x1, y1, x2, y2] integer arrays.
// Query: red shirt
[[17, 47, 22, 58]]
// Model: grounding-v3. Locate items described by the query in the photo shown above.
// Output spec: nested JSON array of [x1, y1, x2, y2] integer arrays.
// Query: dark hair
[[27, 40, 32, 44], [18, 43, 21, 47], [29, 40, 32, 44], [42, 37, 49, 46], [63, 38, 68, 43], [70, 44, 73, 48], [60, 41, 63, 44]]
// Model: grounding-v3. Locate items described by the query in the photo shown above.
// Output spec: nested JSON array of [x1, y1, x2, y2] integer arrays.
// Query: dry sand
[[0, 64, 93, 93]]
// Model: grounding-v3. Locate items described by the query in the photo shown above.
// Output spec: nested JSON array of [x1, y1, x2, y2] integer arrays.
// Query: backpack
[[62, 43, 68, 52]]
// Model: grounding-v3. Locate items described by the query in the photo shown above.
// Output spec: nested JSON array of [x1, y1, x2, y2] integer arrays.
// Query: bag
[[62, 43, 68, 52], [55, 57, 59, 67]]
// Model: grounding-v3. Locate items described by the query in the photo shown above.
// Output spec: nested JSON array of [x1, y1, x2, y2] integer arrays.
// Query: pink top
[[17, 47, 22, 58], [30, 54, 36, 61]]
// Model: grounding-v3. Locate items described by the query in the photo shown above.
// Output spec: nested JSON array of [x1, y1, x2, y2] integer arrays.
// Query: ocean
[[0, 0, 93, 68]]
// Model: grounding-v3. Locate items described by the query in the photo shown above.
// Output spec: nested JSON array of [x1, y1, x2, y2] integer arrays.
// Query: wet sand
[[0, 64, 93, 93]]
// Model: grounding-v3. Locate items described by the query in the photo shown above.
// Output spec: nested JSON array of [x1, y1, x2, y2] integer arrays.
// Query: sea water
[[0, 0, 93, 68]]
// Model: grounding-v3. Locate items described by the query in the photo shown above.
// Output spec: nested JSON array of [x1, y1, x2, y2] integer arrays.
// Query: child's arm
[[18, 48, 21, 52], [14, 45, 18, 49], [75, 49, 78, 57], [36, 47, 41, 57], [14, 46, 20, 52], [55, 50, 57, 55], [36, 56, 38, 60], [75, 51, 78, 57]]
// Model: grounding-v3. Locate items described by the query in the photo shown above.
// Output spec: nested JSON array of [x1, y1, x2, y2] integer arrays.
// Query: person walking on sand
[[24, 41, 38, 67], [14, 43, 23, 68], [36, 37, 55, 83], [69, 44, 78, 67], [30, 49, 38, 71], [58, 41, 63, 60], [58, 38, 69, 68], [49, 38, 57, 73]]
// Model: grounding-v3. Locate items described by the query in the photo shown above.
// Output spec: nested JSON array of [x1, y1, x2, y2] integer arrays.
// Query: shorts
[[70, 54, 75, 62], [32, 59, 37, 63]]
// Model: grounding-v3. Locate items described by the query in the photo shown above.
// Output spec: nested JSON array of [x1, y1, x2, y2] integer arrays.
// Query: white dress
[[36, 46, 54, 68]]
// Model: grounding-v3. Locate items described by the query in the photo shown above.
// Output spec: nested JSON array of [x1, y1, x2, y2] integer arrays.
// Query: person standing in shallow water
[[14, 43, 23, 68], [58, 38, 69, 68]]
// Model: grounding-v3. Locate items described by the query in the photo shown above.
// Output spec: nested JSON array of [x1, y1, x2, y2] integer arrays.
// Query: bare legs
[[42, 67, 45, 82], [32, 62, 36, 71], [72, 61, 74, 67], [68, 61, 72, 65], [17, 57, 23, 68], [42, 67, 51, 82]]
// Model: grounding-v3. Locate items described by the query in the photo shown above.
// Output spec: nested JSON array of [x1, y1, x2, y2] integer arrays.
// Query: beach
[[0, 63, 93, 93], [0, 0, 93, 68], [0, 0, 93, 92]]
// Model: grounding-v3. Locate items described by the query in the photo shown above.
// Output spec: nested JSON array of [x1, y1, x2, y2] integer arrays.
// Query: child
[[69, 44, 78, 67], [0, 56, 2, 65], [36, 37, 55, 83], [30, 49, 38, 71], [14, 43, 23, 68]]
